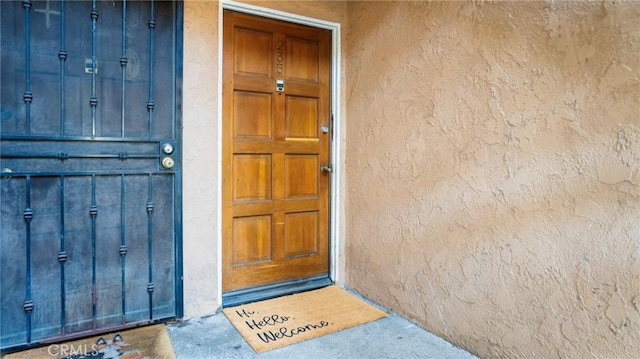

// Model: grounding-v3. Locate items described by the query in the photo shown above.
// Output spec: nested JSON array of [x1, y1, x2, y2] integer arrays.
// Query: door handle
[[162, 157, 175, 169], [320, 165, 332, 174]]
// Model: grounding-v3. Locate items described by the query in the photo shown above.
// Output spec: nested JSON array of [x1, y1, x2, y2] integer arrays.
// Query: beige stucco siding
[[182, 0, 220, 319], [346, 1, 639, 358]]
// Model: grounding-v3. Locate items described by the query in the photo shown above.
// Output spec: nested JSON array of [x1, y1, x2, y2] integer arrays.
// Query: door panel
[[286, 96, 319, 139], [233, 91, 273, 139], [0, 0, 182, 351], [222, 11, 331, 292]]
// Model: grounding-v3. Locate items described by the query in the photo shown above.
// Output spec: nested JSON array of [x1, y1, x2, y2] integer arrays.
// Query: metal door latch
[[85, 58, 98, 74], [320, 165, 332, 174], [1, 168, 12, 179]]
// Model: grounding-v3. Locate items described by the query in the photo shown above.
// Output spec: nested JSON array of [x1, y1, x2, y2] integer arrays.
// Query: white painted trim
[[218, 0, 344, 291], [216, 3, 224, 306], [329, 23, 343, 284], [223, 0, 339, 30]]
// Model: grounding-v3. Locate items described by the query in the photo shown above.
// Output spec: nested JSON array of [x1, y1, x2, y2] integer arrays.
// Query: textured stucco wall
[[183, 0, 220, 317], [182, 0, 347, 317], [346, 1, 639, 358]]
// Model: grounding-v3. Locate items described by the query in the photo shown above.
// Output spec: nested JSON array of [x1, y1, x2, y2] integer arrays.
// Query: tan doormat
[[5, 324, 175, 359], [223, 286, 387, 353]]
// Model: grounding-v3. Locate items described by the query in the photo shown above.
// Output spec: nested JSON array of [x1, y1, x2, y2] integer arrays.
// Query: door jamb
[[217, 0, 343, 304]]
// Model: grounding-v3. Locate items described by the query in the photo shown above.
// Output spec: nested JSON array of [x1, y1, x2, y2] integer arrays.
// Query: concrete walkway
[[167, 292, 477, 359]]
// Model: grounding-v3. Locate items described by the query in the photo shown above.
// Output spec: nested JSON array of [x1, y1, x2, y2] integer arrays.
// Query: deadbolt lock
[[162, 157, 175, 169], [161, 143, 174, 155]]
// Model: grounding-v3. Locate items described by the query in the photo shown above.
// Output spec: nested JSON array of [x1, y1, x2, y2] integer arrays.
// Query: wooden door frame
[[216, 0, 343, 304]]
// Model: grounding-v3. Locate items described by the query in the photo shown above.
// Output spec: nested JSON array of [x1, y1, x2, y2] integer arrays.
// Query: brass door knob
[[162, 157, 175, 169]]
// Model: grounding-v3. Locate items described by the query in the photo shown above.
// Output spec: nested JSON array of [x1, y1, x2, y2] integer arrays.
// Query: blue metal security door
[[0, 0, 182, 352]]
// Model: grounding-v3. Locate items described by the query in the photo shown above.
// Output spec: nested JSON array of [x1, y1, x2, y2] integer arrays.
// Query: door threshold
[[222, 275, 332, 308]]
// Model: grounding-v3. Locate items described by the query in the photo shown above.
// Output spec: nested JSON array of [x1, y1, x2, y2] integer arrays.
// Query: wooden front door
[[222, 11, 331, 293]]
